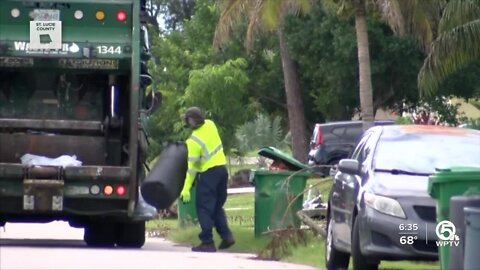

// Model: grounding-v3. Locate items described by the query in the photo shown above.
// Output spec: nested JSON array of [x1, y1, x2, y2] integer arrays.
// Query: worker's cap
[[183, 106, 205, 128]]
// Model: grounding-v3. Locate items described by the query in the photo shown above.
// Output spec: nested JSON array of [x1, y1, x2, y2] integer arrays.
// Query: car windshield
[[374, 129, 480, 174]]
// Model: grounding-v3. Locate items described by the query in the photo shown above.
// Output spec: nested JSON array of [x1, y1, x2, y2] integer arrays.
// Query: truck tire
[[84, 220, 117, 247], [116, 221, 145, 248]]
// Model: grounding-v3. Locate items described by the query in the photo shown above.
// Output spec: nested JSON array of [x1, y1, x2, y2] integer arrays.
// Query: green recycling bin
[[252, 147, 310, 237], [252, 170, 309, 237], [428, 166, 480, 270], [177, 187, 198, 227]]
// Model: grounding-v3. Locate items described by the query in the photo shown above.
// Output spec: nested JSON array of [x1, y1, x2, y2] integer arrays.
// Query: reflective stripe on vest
[[189, 134, 223, 162]]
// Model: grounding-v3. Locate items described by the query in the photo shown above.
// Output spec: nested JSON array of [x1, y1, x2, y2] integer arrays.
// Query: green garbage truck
[[0, 0, 159, 248]]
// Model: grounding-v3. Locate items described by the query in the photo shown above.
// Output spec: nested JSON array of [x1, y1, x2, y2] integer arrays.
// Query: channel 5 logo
[[436, 220, 460, 247]]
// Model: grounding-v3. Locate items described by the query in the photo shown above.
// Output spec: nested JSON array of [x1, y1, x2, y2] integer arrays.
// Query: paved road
[[0, 221, 316, 270]]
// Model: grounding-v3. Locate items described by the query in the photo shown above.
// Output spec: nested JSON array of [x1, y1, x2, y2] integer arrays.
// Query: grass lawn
[[147, 175, 439, 270]]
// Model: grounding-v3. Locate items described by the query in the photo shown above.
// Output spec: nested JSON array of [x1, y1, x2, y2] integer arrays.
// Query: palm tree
[[213, 0, 311, 163], [353, 0, 375, 130], [418, 0, 480, 97], [323, 0, 375, 130], [326, 0, 442, 130]]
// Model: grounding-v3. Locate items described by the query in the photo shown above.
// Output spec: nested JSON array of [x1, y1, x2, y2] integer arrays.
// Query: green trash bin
[[177, 187, 198, 227], [252, 147, 310, 237], [251, 170, 310, 237], [428, 166, 480, 270]]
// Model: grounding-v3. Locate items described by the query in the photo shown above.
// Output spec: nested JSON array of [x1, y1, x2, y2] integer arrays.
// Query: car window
[[332, 127, 346, 137], [345, 125, 362, 140], [351, 132, 373, 161], [374, 131, 480, 174]]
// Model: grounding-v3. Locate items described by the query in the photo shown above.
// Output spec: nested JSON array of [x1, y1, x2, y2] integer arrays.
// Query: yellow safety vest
[[185, 119, 226, 184]]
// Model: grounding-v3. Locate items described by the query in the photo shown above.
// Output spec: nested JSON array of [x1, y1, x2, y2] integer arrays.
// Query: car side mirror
[[338, 159, 361, 175]]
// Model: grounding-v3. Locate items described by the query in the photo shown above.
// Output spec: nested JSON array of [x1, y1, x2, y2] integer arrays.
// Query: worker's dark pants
[[195, 165, 232, 244]]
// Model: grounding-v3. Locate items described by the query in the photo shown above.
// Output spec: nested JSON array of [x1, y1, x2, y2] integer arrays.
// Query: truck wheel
[[116, 221, 145, 248], [84, 221, 117, 247], [352, 216, 378, 270]]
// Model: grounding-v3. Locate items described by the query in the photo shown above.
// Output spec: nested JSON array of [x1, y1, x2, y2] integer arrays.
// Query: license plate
[[32, 9, 60, 21]]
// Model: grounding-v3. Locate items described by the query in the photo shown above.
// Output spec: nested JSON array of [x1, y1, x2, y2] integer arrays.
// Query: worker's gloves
[[180, 189, 191, 203], [180, 177, 194, 203]]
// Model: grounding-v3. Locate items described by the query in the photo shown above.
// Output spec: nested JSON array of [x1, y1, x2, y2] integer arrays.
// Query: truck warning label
[[29, 21, 62, 50]]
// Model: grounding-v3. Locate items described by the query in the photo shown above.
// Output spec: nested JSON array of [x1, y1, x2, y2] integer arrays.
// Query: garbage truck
[[0, 0, 159, 247]]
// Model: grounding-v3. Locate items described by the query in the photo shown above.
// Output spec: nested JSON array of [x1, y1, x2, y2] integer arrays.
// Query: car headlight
[[364, 192, 406, 219]]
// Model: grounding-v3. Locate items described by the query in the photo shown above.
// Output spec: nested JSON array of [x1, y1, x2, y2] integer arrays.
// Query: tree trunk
[[353, 0, 375, 131], [278, 30, 308, 163]]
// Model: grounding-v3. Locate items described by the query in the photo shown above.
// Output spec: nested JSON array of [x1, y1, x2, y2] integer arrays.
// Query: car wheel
[[325, 218, 350, 269], [352, 216, 379, 270]]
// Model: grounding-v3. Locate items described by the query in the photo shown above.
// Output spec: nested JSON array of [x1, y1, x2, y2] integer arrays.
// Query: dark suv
[[307, 120, 394, 174]]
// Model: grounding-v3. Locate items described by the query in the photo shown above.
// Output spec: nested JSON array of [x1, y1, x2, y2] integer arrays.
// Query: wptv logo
[[436, 220, 460, 247]]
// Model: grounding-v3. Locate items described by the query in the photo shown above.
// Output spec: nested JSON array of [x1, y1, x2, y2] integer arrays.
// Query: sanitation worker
[[179, 106, 235, 252]]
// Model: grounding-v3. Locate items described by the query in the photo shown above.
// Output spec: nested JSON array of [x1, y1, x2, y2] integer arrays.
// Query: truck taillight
[[116, 10, 127, 22], [95, 10, 105, 21], [11, 8, 20, 18], [90, 185, 101, 195], [103, 185, 114, 196], [116, 185, 126, 196], [74, 10, 83, 20]]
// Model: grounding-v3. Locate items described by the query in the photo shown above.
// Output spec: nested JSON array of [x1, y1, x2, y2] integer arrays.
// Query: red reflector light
[[116, 10, 127, 22], [116, 185, 126, 196]]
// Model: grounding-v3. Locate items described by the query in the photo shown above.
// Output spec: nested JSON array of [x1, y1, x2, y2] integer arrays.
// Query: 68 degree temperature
[[400, 235, 418, 245]]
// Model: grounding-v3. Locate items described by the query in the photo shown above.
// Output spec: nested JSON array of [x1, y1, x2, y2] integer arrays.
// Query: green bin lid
[[428, 166, 480, 199], [257, 146, 308, 171]]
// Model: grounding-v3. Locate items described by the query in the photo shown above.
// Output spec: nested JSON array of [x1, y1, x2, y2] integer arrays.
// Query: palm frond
[[376, 0, 405, 35], [439, 0, 480, 33], [262, 0, 282, 30], [283, 0, 313, 16], [213, 0, 246, 50], [418, 19, 480, 97], [377, 0, 437, 53], [215, 0, 314, 52], [234, 113, 285, 153], [409, 0, 435, 53], [246, 0, 263, 52]]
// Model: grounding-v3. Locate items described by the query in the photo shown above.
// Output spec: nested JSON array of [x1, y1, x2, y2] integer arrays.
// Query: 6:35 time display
[[398, 223, 418, 231]]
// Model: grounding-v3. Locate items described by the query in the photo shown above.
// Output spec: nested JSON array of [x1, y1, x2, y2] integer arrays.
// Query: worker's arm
[[180, 138, 201, 203]]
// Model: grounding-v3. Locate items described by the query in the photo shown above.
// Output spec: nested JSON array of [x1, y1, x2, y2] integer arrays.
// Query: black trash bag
[[141, 142, 187, 210]]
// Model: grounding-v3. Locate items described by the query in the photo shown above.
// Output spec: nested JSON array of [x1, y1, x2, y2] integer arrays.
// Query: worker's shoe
[[218, 238, 235, 250], [191, 242, 216, 252]]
